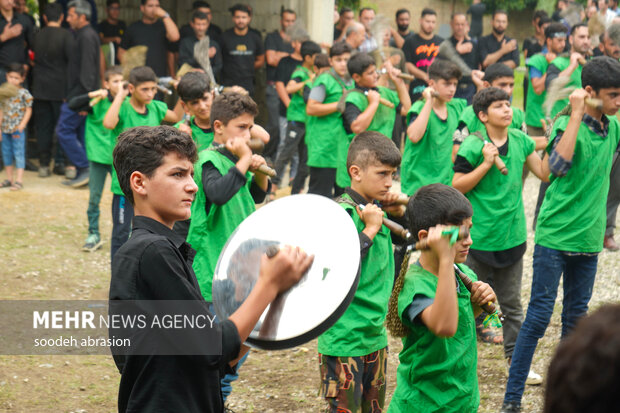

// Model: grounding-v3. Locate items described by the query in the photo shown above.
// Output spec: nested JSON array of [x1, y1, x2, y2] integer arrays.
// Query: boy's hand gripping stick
[[453, 264, 503, 328]]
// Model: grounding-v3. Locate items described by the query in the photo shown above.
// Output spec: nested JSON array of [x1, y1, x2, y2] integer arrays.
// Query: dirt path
[[0, 171, 618, 412]]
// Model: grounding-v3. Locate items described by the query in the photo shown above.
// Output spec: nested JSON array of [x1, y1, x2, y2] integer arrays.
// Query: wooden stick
[[256, 164, 276, 177], [453, 264, 501, 316], [362, 90, 395, 109], [248, 138, 265, 153], [357, 204, 410, 239]]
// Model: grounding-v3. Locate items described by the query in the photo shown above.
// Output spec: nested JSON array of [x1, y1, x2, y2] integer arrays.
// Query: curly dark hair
[[210, 92, 258, 126]]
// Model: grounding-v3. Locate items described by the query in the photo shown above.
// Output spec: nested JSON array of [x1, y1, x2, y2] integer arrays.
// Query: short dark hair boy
[[320, 131, 402, 412], [110, 125, 312, 412], [176, 71, 214, 152], [387, 183, 495, 412]]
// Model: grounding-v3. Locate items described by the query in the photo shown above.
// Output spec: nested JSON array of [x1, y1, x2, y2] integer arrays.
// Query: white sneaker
[[506, 358, 543, 386], [525, 369, 543, 386]]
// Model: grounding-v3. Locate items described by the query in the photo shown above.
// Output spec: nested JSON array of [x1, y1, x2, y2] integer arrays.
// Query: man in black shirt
[[220, 4, 265, 96], [389, 8, 415, 49], [0, 0, 34, 80], [56, 0, 100, 187], [98, 0, 126, 65], [110, 125, 312, 413], [467, 0, 486, 40], [442, 12, 480, 104], [178, 11, 222, 79], [264, 8, 295, 161], [403, 8, 442, 101], [479, 10, 520, 69], [179, 1, 222, 45], [119, 0, 179, 77], [32, 3, 73, 177], [334, 7, 354, 42]]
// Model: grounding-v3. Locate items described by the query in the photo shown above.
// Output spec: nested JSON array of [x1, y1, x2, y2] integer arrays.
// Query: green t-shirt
[[526, 53, 549, 128], [305, 70, 353, 168], [335, 87, 400, 188], [186, 146, 256, 302], [317, 193, 394, 357], [535, 115, 620, 252], [286, 66, 312, 123], [459, 104, 526, 136], [401, 98, 467, 196], [548, 56, 583, 118], [110, 99, 169, 195], [388, 263, 479, 413], [174, 116, 214, 152], [85, 96, 116, 165], [457, 129, 535, 251]]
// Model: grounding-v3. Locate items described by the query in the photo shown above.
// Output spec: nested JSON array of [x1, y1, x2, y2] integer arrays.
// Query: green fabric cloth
[[548, 56, 582, 118], [457, 129, 535, 251], [173, 116, 214, 152], [110, 99, 169, 195], [286, 66, 312, 123], [335, 87, 400, 188], [186, 146, 256, 302], [317, 193, 394, 357], [525, 53, 549, 128], [401, 98, 467, 196], [535, 115, 620, 252], [305, 70, 353, 168], [85, 97, 116, 165], [388, 263, 479, 413], [459, 104, 526, 135]]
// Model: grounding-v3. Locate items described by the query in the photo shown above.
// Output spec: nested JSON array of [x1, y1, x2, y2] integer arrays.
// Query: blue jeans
[[56, 102, 88, 169], [503, 244, 598, 404], [2, 130, 26, 169]]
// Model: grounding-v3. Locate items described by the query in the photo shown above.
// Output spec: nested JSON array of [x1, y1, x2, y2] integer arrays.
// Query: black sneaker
[[500, 401, 521, 413], [53, 163, 66, 176]]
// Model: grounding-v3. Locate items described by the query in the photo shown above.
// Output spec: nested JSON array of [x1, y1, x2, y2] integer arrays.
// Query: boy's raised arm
[[306, 98, 338, 116], [526, 151, 550, 182], [452, 143, 498, 193], [350, 90, 380, 134], [406, 88, 435, 143], [103, 86, 128, 130]]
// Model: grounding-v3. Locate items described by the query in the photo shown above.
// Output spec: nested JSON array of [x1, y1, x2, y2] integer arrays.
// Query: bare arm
[[391, 28, 405, 49], [451, 143, 497, 194], [103, 87, 128, 130], [350, 91, 380, 134], [254, 54, 265, 70], [306, 99, 338, 117], [164, 99, 184, 123], [285, 78, 306, 95], [405, 62, 428, 83], [17, 106, 32, 132], [526, 151, 549, 182], [406, 93, 433, 143], [553, 89, 587, 162], [265, 49, 289, 67], [158, 10, 180, 42], [275, 81, 290, 108]]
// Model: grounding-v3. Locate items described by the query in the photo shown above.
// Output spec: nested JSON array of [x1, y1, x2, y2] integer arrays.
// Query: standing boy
[[336, 53, 411, 189], [401, 59, 466, 196], [452, 87, 547, 385], [501, 57, 620, 413], [103, 66, 183, 259], [175, 71, 215, 152], [110, 125, 312, 412], [271, 40, 321, 195], [320, 131, 402, 412], [68, 66, 124, 252], [185, 92, 271, 402], [305, 42, 353, 198], [386, 183, 496, 412], [0, 64, 32, 191]]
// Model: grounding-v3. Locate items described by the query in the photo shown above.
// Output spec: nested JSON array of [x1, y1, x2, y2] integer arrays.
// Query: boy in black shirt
[[98, 0, 126, 65], [110, 125, 313, 412]]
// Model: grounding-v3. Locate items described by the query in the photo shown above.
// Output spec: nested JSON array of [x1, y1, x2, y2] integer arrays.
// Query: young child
[[110, 125, 312, 413], [319, 131, 403, 412], [452, 63, 541, 161], [103, 65, 183, 260], [68, 66, 124, 252], [452, 87, 547, 383], [386, 183, 496, 412], [271, 40, 322, 196], [185, 92, 271, 402], [0, 63, 32, 191], [305, 41, 353, 198], [175, 71, 215, 152], [502, 56, 620, 413], [336, 53, 411, 189], [401, 59, 466, 196]]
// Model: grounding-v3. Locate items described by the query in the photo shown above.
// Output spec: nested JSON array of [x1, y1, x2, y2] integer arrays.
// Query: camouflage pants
[[318, 347, 387, 413]]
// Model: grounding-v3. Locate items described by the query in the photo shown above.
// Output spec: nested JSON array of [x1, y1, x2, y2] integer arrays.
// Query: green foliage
[[467, 0, 538, 13], [337, 0, 360, 11]]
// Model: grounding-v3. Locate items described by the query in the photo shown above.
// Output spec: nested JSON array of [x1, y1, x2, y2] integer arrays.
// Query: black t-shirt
[[275, 55, 303, 115], [220, 28, 265, 94], [389, 31, 415, 48], [0, 12, 34, 67], [478, 33, 520, 68], [121, 19, 169, 76], [32, 26, 74, 101], [98, 19, 126, 64], [523, 37, 543, 59], [403, 34, 443, 101], [265, 30, 293, 82]]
